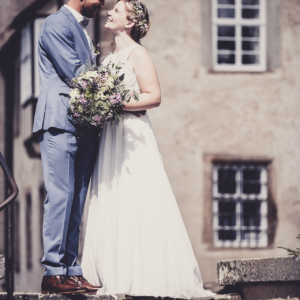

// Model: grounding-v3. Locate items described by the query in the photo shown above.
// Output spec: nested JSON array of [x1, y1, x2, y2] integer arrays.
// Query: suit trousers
[[38, 128, 98, 276]]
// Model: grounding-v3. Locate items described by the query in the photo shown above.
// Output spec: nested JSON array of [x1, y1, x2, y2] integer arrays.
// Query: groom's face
[[81, 0, 105, 18]]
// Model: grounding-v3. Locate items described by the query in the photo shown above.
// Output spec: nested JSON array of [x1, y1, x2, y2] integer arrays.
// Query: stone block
[[241, 282, 300, 300], [213, 294, 242, 300], [0, 255, 4, 280], [217, 257, 300, 286]]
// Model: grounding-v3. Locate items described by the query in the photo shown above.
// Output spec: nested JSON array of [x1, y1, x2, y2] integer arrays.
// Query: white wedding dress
[[81, 45, 215, 299]]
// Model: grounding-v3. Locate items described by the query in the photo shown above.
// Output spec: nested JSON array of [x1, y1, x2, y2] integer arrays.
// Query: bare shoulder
[[130, 46, 151, 63]]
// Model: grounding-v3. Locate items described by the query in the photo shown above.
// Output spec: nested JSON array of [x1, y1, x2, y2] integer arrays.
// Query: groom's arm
[[41, 20, 83, 82]]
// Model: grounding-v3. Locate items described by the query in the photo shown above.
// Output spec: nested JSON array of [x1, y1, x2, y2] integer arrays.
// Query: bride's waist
[[124, 111, 147, 116]]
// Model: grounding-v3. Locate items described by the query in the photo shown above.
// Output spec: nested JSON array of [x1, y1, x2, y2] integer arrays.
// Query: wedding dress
[[81, 45, 215, 299]]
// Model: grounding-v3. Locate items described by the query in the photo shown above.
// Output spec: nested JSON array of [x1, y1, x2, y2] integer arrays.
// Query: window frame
[[212, 163, 268, 248], [212, 0, 267, 72]]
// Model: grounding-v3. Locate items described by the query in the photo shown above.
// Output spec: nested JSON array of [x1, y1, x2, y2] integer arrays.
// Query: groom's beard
[[82, 5, 100, 18]]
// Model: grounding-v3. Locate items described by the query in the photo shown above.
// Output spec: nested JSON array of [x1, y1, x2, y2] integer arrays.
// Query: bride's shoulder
[[131, 46, 148, 56], [129, 46, 151, 63]]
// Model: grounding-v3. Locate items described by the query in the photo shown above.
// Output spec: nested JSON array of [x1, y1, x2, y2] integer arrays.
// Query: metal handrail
[[0, 151, 18, 300], [0, 152, 19, 211]]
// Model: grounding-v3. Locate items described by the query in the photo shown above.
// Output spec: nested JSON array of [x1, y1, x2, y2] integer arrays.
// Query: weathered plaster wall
[[0, 73, 5, 257], [12, 137, 45, 292], [0, 0, 36, 49], [121, 0, 300, 283]]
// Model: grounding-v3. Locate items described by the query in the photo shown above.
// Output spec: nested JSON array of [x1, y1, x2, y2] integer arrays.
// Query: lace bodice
[[101, 45, 141, 94]]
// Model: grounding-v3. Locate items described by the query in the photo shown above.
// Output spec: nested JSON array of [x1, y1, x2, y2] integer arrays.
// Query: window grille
[[212, 0, 266, 72], [212, 163, 268, 247]]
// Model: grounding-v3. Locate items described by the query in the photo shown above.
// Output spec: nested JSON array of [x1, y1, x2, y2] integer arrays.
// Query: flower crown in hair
[[129, 0, 149, 35]]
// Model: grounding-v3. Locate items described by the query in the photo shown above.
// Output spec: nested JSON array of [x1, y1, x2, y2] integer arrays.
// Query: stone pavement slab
[[217, 257, 300, 286], [213, 294, 241, 300], [0, 293, 237, 300]]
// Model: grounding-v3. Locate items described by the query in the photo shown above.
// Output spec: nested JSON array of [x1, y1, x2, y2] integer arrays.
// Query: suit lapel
[[60, 6, 93, 65]]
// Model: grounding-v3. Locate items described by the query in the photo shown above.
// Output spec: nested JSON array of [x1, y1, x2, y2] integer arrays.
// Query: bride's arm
[[123, 47, 161, 112]]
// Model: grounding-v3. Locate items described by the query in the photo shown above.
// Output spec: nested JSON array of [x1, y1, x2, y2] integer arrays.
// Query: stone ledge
[[241, 282, 300, 300], [213, 295, 241, 300], [0, 256, 4, 280], [0, 294, 115, 300], [217, 257, 300, 285], [0, 293, 236, 300]]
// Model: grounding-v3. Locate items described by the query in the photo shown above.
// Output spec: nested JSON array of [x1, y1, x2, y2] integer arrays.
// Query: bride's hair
[[117, 0, 151, 44]]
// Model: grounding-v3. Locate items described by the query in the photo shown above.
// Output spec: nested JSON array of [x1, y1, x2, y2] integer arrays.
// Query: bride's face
[[105, 1, 131, 33]]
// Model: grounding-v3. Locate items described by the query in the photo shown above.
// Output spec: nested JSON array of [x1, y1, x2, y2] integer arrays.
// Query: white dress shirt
[[64, 5, 94, 52]]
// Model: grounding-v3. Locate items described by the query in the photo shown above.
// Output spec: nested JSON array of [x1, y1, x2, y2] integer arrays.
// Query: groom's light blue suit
[[33, 6, 98, 276]]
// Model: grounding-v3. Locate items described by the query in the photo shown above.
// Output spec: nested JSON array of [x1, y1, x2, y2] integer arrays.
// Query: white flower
[[70, 88, 80, 98]]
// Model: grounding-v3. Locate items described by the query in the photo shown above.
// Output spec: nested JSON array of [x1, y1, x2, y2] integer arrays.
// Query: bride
[[81, 0, 215, 299]]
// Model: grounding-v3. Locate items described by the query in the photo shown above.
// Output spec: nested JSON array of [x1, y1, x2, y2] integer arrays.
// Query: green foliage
[[119, 73, 125, 81], [133, 90, 140, 101], [115, 62, 123, 70], [278, 234, 300, 256]]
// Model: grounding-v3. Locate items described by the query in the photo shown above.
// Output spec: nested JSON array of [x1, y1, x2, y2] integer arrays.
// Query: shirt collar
[[64, 5, 86, 24]]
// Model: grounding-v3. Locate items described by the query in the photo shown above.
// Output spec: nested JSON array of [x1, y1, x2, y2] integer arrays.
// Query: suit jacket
[[33, 6, 95, 134]]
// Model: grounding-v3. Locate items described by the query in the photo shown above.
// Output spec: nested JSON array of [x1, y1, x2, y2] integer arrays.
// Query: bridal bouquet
[[64, 62, 139, 130]]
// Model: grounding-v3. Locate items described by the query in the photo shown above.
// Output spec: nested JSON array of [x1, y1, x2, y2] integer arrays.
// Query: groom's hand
[[129, 111, 147, 118]]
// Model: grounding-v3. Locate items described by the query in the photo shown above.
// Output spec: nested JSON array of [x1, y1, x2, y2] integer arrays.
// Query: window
[[14, 201, 20, 273], [212, 0, 266, 72], [212, 163, 268, 247], [20, 23, 33, 105], [20, 18, 46, 104], [26, 193, 32, 270], [20, 18, 45, 157]]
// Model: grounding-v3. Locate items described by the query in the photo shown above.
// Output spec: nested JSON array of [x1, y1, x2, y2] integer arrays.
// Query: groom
[[33, 0, 105, 294]]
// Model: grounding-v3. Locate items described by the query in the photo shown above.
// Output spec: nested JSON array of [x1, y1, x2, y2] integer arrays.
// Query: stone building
[[0, 0, 299, 293]]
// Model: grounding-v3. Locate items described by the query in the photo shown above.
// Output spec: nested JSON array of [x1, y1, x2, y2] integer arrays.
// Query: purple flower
[[80, 97, 88, 105], [74, 113, 80, 117], [101, 76, 107, 82], [115, 93, 122, 103], [80, 81, 88, 88], [93, 115, 102, 122], [109, 93, 122, 104]]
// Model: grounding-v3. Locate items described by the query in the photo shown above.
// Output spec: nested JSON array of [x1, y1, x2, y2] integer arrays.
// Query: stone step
[[0, 256, 4, 280], [0, 293, 240, 300], [217, 257, 300, 300], [218, 256, 300, 285], [213, 294, 241, 300]]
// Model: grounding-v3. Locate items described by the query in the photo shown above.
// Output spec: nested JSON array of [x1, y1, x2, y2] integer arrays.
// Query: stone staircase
[[217, 256, 300, 300], [0, 256, 299, 300], [0, 294, 237, 300]]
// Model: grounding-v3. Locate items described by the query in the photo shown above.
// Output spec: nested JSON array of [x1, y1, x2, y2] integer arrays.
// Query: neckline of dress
[[111, 44, 140, 56]]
